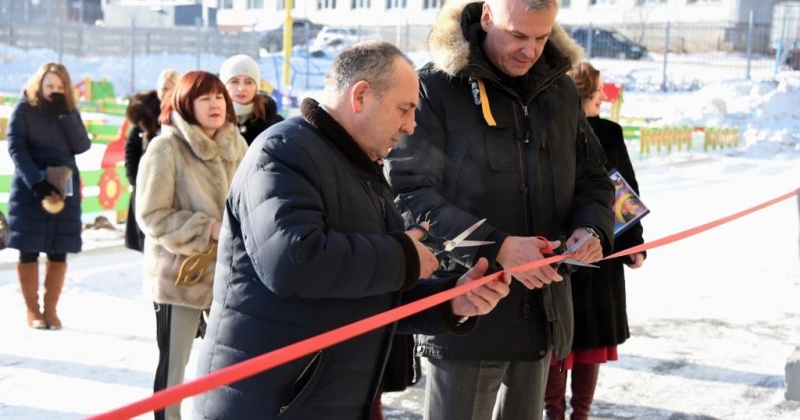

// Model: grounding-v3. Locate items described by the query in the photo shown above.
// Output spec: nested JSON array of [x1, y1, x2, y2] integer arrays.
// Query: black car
[[570, 27, 647, 60], [259, 19, 323, 52]]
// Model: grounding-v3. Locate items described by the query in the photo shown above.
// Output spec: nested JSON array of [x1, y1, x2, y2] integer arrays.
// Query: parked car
[[258, 18, 323, 52], [309, 26, 362, 56], [569, 27, 647, 60]]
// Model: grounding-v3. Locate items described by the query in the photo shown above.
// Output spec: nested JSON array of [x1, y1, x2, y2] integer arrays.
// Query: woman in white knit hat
[[219, 54, 283, 146]]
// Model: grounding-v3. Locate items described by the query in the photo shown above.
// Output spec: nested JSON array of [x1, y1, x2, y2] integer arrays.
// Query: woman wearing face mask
[[135, 71, 247, 420], [6, 62, 90, 330], [544, 61, 647, 420], [219, 54, 283, 146], [123, 68, 180, 252]]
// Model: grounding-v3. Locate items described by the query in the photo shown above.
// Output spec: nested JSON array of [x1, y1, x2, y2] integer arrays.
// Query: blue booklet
[[39, 169, 73, 197]]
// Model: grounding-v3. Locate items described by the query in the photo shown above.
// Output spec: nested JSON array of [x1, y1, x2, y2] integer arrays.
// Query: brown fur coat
[[135, 111, 247, 309]]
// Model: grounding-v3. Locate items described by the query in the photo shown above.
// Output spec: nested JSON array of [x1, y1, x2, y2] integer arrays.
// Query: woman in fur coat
[[135, 70, 247, 420]]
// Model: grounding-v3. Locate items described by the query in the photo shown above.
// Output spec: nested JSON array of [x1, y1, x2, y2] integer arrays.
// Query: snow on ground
[[1, 47, 799, 419]]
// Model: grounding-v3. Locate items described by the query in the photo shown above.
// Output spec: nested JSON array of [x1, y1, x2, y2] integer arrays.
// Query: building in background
[[0, 0, 103, 25], [558, 0, 780, 26], [99, 0, 217, 28], [214, 0, 446, 31]]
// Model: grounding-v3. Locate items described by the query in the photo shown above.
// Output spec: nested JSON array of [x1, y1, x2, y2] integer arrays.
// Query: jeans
[[423, 351, 551, 420]]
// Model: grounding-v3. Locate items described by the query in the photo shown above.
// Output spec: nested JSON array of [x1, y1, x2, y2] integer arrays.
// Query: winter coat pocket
[[278, 350, 325, 417], [484, 126, 517, 173]]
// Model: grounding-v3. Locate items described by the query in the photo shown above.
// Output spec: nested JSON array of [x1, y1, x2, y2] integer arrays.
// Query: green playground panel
[[0, 95, 19, 106], [78, 101, 102, 113], [87, 123, 122, 143], [99, 102, 128, 116], [0, 173, 9, 215], [622, 125, 641, 141], [0, 168, 130, 216], [80, 167, 130, 213], [90, 81, 116, 100]]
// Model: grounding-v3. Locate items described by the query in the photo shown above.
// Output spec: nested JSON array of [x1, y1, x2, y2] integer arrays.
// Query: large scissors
[[537, 234, 599, 270], [412, 218, 495, 258]]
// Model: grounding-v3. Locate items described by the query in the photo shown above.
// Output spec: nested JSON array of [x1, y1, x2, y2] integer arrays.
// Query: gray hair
[[487, 0, 559, 12], [324, 40, 414, 98]]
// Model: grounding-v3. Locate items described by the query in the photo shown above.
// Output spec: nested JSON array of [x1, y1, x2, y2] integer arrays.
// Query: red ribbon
[[86, 188, 799, 419]]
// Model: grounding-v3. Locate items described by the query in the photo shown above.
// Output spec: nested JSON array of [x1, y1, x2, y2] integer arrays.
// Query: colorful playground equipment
[[73, 77, 128, 116], [0, 117, 131, 219], [603, 82, 624, 123]]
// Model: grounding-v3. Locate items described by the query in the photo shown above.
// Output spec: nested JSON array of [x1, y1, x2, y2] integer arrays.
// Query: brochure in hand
[[610, 169, 649, 237]]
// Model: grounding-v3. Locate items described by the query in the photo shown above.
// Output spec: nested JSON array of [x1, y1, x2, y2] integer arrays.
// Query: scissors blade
[[558, 233, 598, 268], [563, 233, 592, 255], [444, 219, 488, 252], [451, 240, 495, 248], [560, 258, 599, 268]]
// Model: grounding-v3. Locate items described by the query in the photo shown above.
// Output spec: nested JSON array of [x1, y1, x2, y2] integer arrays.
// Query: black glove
[[44, 92, 70, 116], [32, 180, 59, 199]]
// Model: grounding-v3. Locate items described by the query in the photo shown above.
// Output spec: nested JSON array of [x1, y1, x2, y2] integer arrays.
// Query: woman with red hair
[[135, 70, 247, 420]]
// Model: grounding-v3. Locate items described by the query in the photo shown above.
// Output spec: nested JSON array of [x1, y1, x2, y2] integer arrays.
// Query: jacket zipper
[[517, 103, 533, 320], [365, 180, 387, 221]]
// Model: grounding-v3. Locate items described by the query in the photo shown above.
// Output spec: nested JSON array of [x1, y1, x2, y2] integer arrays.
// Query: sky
[[1, 47, 800, 419]]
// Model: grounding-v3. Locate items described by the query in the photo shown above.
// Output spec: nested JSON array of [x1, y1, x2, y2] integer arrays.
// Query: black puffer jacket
[[236, 92, 284, 145], [194, 99, 474, 420], [386, 1, 615, 361], [6, 94, 90, 254]]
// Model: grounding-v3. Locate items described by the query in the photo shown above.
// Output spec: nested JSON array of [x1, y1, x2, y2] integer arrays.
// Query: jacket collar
[[428, 1, 583, 79], [300, 98, 389, 187], [162, 111, 243, 162]]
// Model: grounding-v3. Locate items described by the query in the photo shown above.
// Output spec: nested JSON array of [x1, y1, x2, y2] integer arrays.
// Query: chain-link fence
[[1, 17, 798, 97]]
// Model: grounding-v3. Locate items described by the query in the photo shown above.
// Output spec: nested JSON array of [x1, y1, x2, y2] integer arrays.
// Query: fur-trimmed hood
[[161, 110, 245, 163], [428, 0, 583, 77]]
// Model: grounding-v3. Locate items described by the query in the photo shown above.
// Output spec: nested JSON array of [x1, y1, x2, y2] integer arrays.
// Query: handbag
[[0, 210, 8, 250], [174, 242, 218, 286]]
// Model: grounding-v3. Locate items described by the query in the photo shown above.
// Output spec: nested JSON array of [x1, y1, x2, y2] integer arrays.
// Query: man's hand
[[565, 228, 603, 264], [451, 257, 511, 317], [496, 236, 563, 289], [405, 222, 439, 280]]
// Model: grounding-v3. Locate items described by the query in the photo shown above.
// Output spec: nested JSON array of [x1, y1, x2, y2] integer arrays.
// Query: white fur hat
[[219, 54, 260, 84]]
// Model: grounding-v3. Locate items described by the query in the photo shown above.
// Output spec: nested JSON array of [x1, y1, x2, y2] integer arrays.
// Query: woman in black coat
[[544, 62, 647, 420], [218, 54, 283, 146], [123, 69, 179, 252], [7, 62, 90, 330]]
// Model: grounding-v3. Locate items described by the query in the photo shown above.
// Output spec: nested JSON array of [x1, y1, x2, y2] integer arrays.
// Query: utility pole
[[282, 0, 293, 111]]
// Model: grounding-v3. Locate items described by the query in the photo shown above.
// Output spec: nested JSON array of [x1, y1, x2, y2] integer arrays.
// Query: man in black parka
[[193, 41, 512, 420], [386, 1, 615, 418]]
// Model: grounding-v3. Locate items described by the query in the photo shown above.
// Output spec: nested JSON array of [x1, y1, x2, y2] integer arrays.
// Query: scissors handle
[[409, 224, 447, 254], [535, 236, 558, 255]]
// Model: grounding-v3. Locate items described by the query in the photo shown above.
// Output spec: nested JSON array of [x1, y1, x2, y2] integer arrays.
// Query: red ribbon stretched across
[[86, 188, 798, 420]]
